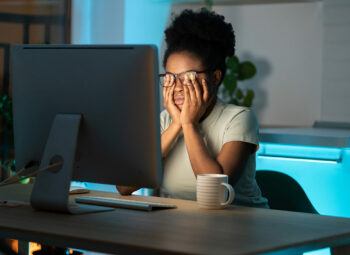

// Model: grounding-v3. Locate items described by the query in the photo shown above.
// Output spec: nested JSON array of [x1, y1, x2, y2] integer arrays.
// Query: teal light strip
[[257, 155, 339, 164], [257, 143, 343, 162], [303, 247, 330, 255]]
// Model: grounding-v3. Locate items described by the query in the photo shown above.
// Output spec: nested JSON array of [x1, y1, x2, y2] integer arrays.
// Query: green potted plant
[[221, 56, 256, 107]]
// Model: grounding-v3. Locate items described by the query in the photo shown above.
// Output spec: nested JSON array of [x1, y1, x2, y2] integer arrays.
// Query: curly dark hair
[[163, 9, 235, 85]]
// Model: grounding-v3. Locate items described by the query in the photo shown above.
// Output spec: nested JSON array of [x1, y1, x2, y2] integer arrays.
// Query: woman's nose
[[174, 78, 183, 91]]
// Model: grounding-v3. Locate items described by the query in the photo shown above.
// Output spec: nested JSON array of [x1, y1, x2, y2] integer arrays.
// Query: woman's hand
[[180, 74, 210, 125], [163, 75, 181, 126]]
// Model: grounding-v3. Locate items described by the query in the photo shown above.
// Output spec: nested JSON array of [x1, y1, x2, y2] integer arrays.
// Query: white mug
[[196, 174, 235, 209]]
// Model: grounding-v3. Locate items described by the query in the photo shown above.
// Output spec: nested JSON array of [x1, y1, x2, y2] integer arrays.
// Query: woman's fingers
[[190, 74, 202, 104], [185, 75, 196, 103], [169, 76, 175, 103], [162, 75, 168, 102], [202, 78, 209, 103], [163, 74, 168, 86], [163, 85, 167, 102], [163, 75, 174, 106], [183, 82, 191, 106], [169, 83, 176, 105], [163, 90, 167, 108], [166, 76, 177, 108]]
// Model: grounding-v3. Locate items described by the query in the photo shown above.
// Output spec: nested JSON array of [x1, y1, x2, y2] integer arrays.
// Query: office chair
[[256, 170, 318, 214]]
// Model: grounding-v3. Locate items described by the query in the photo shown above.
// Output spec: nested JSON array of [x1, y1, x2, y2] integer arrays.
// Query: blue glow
[[72, 0, 92, 44], [258, 143, 342, 161], [256, 143, 350, 217], [303, 248, 330, 255], [73, 0, 171, 47], [124, 0, 171, 49], [71, 182, 149, 196]]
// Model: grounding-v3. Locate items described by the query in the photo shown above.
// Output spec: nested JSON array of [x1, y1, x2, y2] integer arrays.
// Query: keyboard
[[75, 196, 177, 211]]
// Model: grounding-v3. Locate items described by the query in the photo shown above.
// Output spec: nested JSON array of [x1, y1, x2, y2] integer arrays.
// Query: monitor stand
[[30, 114, 114, 214]]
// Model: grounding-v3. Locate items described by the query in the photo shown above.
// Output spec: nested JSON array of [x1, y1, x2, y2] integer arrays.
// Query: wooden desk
[[1, 184, 350, 255]]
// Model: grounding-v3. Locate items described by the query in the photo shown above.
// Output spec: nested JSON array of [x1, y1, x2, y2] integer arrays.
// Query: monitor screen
[[11, 45, 162, 189]]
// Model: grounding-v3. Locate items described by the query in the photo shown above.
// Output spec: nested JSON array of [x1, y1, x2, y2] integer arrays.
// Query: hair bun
[[165, 9, 235, 57]]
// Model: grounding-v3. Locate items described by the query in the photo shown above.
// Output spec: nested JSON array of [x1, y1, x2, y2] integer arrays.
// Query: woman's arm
[[182, 124, 255, 181], [182, 123, 222, 174], [116, 185, 139, 195], [217, 141, 256, 184], [181, 76, 256, 181], [161, 122, 181, 157], [180, 77, 223, 175]]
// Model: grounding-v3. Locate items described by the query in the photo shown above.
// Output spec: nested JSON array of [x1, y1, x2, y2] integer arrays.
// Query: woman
[[118, 9, 268, 208]]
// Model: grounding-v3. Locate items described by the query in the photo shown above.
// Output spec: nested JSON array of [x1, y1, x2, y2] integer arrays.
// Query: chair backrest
[[256, 170, 318, 214]]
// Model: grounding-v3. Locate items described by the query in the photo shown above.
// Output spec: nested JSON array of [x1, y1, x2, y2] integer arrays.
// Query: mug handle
[[220, 183, 235, 207]]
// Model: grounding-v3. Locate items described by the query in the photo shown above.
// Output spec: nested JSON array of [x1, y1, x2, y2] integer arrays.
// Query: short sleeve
[[222, 109, 259, 146], [160, 110, 169, 134]]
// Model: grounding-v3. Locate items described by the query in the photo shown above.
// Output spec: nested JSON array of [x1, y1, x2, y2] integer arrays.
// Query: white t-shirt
[[160, 99, 268, 208]]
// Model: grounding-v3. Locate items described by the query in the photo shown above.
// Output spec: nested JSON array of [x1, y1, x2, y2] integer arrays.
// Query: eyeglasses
[[158, 70, 209, 87]]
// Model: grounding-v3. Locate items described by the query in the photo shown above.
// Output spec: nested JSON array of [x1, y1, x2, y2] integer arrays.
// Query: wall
[[321, 0, 350, 123], [72, 1, 350, 126], [71, 0, 124, 44], [217, 3, 323, 127], [72, 0, 171, 63]]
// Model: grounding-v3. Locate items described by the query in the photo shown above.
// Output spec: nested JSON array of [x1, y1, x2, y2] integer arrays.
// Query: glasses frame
[[158, 70, 211, 87]]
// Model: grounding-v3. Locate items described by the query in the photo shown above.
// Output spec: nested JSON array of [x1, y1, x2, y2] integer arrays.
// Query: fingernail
[[190, 72, 196, 81]]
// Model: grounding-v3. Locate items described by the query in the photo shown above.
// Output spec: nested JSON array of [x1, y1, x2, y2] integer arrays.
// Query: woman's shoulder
[[216, 101, 259, 145], [218, 100, 257, 122]]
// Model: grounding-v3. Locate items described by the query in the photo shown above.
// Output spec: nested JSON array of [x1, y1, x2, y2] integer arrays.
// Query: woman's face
[[165, 51, 210, 110]]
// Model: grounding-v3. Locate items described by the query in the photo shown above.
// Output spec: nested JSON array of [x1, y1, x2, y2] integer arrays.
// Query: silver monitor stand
[[30, 114, 113, 214]]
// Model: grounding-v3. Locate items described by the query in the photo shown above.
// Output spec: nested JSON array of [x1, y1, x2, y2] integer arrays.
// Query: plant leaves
[[0, 93, 13, 129], [238, 61, 256, 80], [223, 56, 257, 106], [226, 56, 239, 74], [242, 89, 255, 107], [235, 88, 243, 100], [223, 75, 237, 95], [203, 0, 213, 10]]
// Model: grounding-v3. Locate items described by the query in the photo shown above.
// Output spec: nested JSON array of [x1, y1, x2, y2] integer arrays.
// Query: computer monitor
[[11, 45, 162, 213]]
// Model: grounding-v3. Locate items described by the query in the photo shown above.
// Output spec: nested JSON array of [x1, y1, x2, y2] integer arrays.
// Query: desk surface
[[1, 184, 350, 255]]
